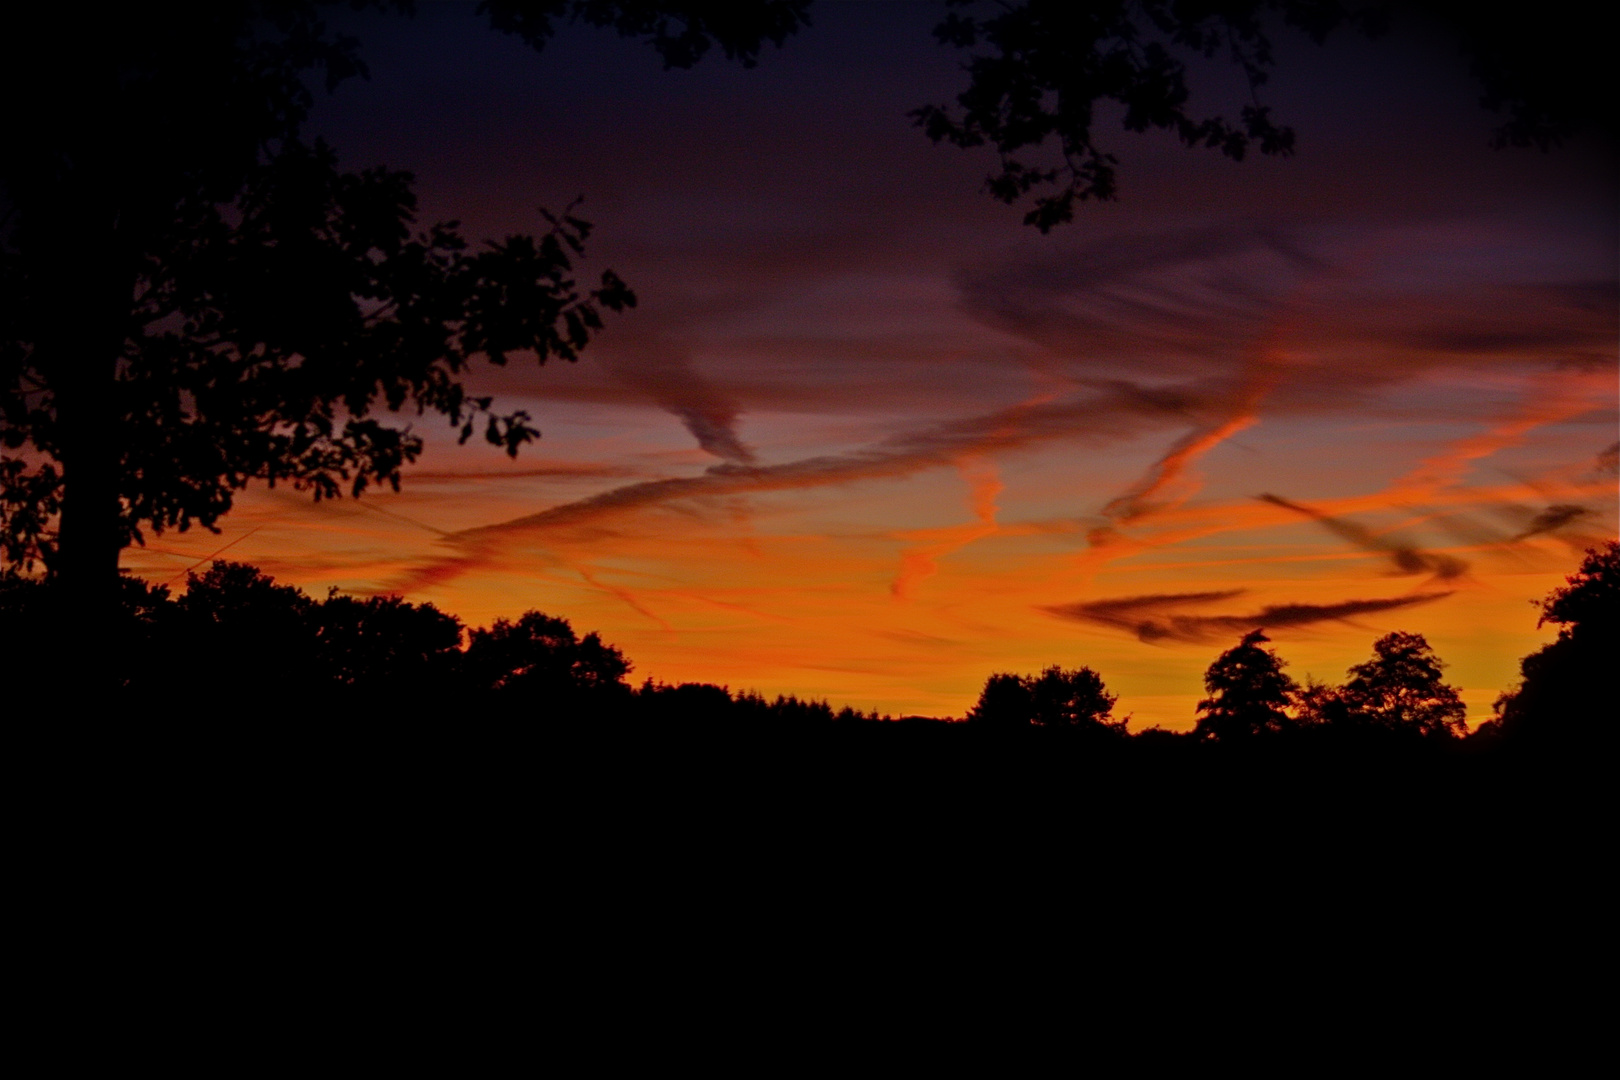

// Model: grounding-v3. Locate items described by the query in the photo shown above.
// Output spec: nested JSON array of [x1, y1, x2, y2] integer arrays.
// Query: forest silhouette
[[6, 543, 1611, 755]]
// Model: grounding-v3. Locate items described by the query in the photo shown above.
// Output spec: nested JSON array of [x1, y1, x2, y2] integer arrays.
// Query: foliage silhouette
[[175, 562, 321, 695], [0, 2, 808, 643], [968, 672, 1037, 728], [1488, 542, 1618, 746], [481, 0, 810, 69], [2, 558, 898, 725], [1, 570, 174, 698], [1194, 629, 1299, 741], [315, 591, 464, 694], [916, 1, 1613, 230], [967, 664, 1122, 732], [1293, 676, 1349, 729], [1331, 631, 1467, 739], [6, 555, 1613, 788], [464, 609, 632, 708]]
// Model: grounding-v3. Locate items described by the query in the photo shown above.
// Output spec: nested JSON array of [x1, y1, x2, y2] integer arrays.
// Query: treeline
[[967, 629, 1479, 746], [0, 560, 876, 725], [962, 542, 1614, 749], [2, 543, 1612, 750]]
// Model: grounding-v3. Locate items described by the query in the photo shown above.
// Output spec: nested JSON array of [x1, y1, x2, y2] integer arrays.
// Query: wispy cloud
[[890, 457, 1002, 599], [1511, 503, 1594, 541], [1044, 589, 1453, 643], [1594, 442, 1619, 479], [1258, 494, 1469, 580], [1101, 412, 1260, 523], [403, 464, 633, 482], [387, 383, 1212, 592], [958, 226, 1615, 419], [605, 333, 757, 464]]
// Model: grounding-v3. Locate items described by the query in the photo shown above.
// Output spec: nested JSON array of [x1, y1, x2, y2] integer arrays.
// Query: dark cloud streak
[[1259, 493, 1469, 580], [1510, 503, 1594, 541], [605, 334, 757, 464], [1044, 589, 1453, 643]]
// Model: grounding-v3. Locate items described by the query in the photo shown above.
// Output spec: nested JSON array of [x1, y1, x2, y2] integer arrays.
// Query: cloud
[[1100, 412, 1260, 523], [956, 226, 1616, 403], [1595, 442, 1619, 479], [890, 458, 1002, 599], [604, 334, 757, 464], [386, 383, 1213, 592], [1389, 370, 1612, 499], [497, 385, 1200, 532], [1511, 503, 1594, 541], [967, 227, 1322, 529], [1258, 494, 1469, 580], [403, 464, 633, 481], [955, 227, 1324, 377], [1043, 589, 1453, 644]]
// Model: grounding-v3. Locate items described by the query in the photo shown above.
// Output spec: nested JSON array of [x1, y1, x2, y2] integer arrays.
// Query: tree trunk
[[55, 372, 124, 629], [44, 224, 131, 702]]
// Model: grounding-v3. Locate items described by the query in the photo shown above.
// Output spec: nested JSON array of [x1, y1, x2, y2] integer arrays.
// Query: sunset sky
[[119, 4, 1618, 728]]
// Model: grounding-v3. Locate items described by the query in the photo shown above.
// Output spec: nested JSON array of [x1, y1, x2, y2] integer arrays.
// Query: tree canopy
[[1490, 542, 1618, 744], [967, 664, 1122, 731], [1335, 631, 1467, 739], [915, 1, 1613, 230], [1194, 629, 1298, 741], [464, 609, 632, 706]]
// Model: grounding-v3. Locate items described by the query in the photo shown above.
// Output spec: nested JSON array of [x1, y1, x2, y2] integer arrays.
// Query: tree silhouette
[[915, 1, 1612, 230], [1, 569, 173, 703], [1194, 629, 1298, 741], [1489, 542, 1618, 745], [1335, 631, 1466, 739], [315, 592, 464, 696], [170, 561, 322, 699], [967, 664, 1121, 731], [1029, 665, 1121, 729], [967, 672, 1036, 727], [0, 2, 808, 661], [463, 610, 632, 707]]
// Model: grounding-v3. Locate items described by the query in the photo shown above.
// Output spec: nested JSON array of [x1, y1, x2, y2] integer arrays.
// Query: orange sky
[[121, 365, 1615, 728], [119, 5, 1618, 728]]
